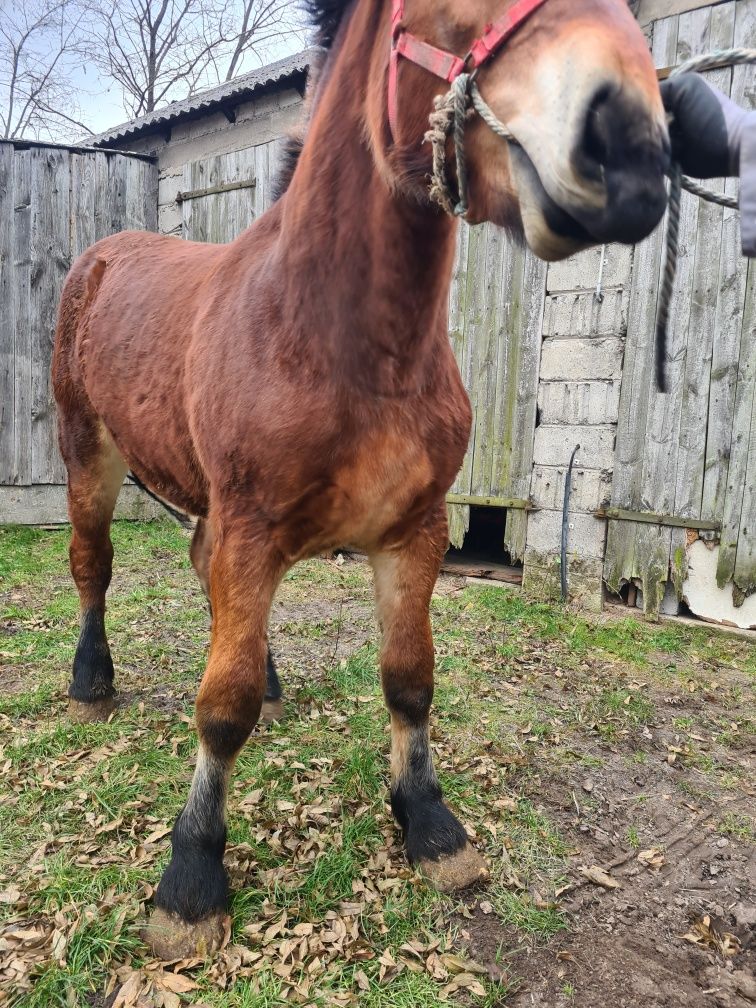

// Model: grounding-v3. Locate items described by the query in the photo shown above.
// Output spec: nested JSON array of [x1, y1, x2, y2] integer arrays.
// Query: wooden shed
[[0, 140, 159, 523], [3, 0, 756, 630]]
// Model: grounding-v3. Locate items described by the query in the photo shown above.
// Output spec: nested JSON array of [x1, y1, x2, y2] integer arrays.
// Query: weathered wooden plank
[[628, 6, 712, 614], [124, 155, 147, 231], [0, 143, 15, 485], [0, 483, 163, 524], [181, 145, 262, 243], [597, 507, 721, 531], [142, 161, 159, 233], [485, 222, 517, 497], [702, 2, 756, 521], [604, 12, 677, 607], [12, 148, 33, 486], [709, 2, 756, 589], [70, 153, 96, 258], [670, 2, 735, 588], [30, 146, 70, 484], [636, 0, 725, 29], [254, 143, 270, 217], [722, 258, 756, 592], [446, 494, 532, 510], [504, 247, 545, 562], [106, 152, 127, 241], [469, 223, 500, 500]]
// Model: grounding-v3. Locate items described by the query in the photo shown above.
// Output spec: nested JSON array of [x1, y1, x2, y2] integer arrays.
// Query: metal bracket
[[594, 506, 720, 532], [176, 177, 257, 203], [446, 493, 537, 511]]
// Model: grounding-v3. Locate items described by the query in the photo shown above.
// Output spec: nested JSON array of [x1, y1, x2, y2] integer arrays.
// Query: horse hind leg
[[190, 517, 283, 724], [62, 419, 127, 722]]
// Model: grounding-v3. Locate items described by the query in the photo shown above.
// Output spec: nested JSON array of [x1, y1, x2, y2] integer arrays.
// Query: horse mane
[[271, 1, 353, 200], [305, 0, 353, 47], [271, 134, 305, 202]]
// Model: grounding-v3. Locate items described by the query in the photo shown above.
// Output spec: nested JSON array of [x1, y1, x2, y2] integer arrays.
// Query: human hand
[[660, 73, 753, 178]]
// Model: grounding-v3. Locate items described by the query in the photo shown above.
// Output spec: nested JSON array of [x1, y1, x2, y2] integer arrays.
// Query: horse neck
[[273, 13, 459, 394]]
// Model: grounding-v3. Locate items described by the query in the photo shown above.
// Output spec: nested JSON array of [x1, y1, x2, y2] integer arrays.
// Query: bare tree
[[91, 0, 302, 119], [0, 0, 94, 139]]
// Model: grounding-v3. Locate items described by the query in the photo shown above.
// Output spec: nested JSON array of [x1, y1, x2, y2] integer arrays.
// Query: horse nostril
[[580, 83, 616, 179]]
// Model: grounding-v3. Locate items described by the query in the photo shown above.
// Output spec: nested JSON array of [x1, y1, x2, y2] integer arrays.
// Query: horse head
[[368, 0, 669, 260]]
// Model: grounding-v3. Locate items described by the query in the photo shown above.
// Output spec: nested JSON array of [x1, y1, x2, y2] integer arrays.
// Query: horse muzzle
[[509, 82, 670, 259], [567, 83, 670, 244]]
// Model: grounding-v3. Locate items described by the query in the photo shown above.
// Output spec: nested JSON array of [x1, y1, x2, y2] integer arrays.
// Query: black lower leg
[[69, 608, 115, 703], [389, 711, 467, 864], [265, 648, 282, 701], [154, 747, 229, 921]]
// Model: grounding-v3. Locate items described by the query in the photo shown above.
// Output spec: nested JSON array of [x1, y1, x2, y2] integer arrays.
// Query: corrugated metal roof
[[90, 49, 311, 147]]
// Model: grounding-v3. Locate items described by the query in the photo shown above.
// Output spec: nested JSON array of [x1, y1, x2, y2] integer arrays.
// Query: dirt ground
[[271, 573, 756, 1008], [0, 523, 754, 1007]]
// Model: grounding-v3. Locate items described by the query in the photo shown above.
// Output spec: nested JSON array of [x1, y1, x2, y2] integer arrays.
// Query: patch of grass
[[2, 521, 754, 1007], [13, 909, 142, 1008], [490, 890, 566, 938], [582, 688, 655, 741], [718, 813, 755, 842]]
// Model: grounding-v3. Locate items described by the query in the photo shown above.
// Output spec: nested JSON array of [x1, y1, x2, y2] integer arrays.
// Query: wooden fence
[[0, 141, 158, 522], [604, 0, 756, 613]]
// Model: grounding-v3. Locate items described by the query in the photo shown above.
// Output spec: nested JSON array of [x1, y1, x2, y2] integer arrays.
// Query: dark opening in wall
[[444, 506, 522, 583]]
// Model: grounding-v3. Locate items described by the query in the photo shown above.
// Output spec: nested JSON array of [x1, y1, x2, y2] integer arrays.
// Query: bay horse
[[53, 0, 669, 958]]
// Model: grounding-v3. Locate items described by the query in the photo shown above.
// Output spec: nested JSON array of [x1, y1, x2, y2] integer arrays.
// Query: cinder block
[[530, 465, 611, 512], [526, 509, 607, 559], [538, 380, 621, 425], [542, 289, 629, 338], [540, 337, 624, 382], [157, 168, 183, 205], [522, 548, 604, 611], [546, 245, 633, 293], [533, 425, 615, 470], [158, 203, 182, 236]]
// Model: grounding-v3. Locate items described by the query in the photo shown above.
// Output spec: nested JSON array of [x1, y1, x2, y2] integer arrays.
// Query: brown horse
[[53, 0, 668, 958]]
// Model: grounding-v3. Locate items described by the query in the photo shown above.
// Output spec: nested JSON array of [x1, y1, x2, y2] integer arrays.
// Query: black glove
[[660, 73, 749, 178]]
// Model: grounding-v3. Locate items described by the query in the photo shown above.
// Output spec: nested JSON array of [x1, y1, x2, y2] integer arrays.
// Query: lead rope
[[425, 48, 756, 392]]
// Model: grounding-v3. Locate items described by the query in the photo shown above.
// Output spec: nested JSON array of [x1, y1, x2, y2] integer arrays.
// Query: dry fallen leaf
[[155, 971, 200, 994], [579, 865, 621, 889], [680, 916, 741, 957], [637, 848, 665, 870], [111, 972, 145, 1008]]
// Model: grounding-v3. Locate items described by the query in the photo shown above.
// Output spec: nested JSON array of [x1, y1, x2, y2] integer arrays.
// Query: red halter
[[388, 0, 549, 139]]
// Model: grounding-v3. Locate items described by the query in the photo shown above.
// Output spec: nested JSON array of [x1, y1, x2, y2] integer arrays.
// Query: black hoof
[[154, 810, 228, 924], [391, 786, 469, 864]]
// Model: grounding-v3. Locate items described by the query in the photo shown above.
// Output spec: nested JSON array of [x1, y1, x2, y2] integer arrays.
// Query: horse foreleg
[[144, 520, 284, 959], [371, 505, 488, 892], [190, 517, 284, 724]]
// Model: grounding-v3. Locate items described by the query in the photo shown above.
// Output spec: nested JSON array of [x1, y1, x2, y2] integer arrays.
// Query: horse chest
[[319, 426, 446, 551]]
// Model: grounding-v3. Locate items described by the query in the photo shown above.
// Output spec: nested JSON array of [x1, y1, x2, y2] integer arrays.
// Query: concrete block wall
[[523, 245, 634, 610]]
